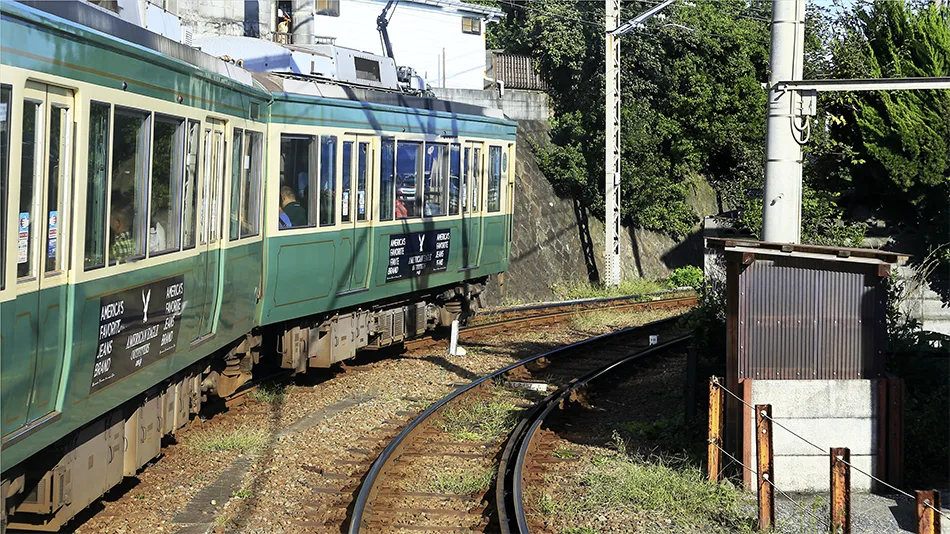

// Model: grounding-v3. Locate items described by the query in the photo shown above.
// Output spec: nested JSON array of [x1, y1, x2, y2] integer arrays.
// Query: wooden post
[[708, 377, 724, 482], [916, 490, 941, 534], [755, 404, 774, 531], [830, 447, 851, 534]]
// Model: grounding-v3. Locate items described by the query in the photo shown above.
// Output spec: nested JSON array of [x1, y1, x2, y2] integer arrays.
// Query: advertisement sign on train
[[90, 275, 185, 393], [386, 229, 451, 282]]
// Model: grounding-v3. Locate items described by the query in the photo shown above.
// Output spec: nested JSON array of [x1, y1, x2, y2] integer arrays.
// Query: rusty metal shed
[[706, 238, 908, 382]]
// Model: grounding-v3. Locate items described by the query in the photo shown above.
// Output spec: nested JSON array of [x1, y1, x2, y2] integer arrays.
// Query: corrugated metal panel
[[738, 256, 884, 380], [492, 53, 548, 91]]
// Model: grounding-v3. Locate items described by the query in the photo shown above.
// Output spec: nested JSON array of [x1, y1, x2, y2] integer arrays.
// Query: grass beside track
[[551, 279, 668, 300], [188, 425, 270, 453], [428, 466, 495, 494], [439, 397, 519, 442]]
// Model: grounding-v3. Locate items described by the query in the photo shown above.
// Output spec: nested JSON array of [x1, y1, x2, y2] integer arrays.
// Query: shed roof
[[705, 238, 908, 266]]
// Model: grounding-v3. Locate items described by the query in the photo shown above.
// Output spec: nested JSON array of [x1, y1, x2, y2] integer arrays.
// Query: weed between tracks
[[247, 383, 287, 404], [428, 466, 495, 494], [189, 425, 270, 453], [439, 398, 519, 441]]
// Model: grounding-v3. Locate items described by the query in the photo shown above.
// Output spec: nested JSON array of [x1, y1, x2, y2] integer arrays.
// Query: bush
[[667, 266, 704, 289]]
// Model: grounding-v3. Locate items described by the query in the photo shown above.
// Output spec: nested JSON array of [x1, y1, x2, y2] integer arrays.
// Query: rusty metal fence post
[[831, 447, 851, 534], [916, 490, 942, 534], [708, 377, 724, 482], [755, 404, 774, 531]]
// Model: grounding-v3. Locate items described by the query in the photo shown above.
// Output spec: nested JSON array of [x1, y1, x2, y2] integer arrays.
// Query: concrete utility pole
[[761, 0, 807, 243], [605, 0, 622, 287], [604, 0, 677, 287]]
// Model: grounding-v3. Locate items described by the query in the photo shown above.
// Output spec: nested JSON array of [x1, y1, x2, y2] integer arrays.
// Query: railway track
[[497, 336, 692, 534], [347, 311, 694, 533], [229, 292, 696, 404], [406, 291, 695, 351]]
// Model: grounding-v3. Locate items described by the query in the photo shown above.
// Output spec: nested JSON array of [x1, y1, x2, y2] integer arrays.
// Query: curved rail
[[347, 313, 690, 534], [498, 335, 692, 534]]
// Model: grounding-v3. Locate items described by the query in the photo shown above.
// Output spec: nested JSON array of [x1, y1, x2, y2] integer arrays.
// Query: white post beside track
[[448, 320, 466, 356]]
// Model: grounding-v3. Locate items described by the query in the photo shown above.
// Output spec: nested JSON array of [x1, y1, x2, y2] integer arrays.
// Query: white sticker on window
[[244, 155, 250, 170], [17, 212, 29, 264], [358, 191, 365, 215], [342, 191, 349, 217]]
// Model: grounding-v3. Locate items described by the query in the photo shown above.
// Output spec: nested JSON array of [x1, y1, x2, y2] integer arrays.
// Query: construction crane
[[377, 0, 398, 63]]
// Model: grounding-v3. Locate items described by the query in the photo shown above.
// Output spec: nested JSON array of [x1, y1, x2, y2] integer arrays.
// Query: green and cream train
[[0, 1, 516, 529]]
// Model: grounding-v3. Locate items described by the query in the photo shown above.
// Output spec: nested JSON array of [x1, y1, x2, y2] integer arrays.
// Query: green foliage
[[667, 266, 703, 289], [573, 453, 756, 532], [189, 425, 269, 453], [551, 278, 667, 300], [490, 0, 770, 238]]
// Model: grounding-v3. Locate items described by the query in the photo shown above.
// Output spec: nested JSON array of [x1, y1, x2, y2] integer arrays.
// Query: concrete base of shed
[[740, 379, 899, 493]]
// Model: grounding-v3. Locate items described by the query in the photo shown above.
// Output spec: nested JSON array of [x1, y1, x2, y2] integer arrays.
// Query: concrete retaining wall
[[432, 88, 550, 122], [746, 380, 879, 492]]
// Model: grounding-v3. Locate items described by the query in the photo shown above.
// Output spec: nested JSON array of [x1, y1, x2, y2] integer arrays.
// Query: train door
[[460, 142, 483, 268], [338, 135, 372, 293], [6, 82, 73, 434], [194, 120, 226, 340], [506, 143, 515, 259]]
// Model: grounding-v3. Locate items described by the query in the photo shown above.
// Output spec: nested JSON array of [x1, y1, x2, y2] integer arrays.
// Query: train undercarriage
[[1, 280, 486, 532]]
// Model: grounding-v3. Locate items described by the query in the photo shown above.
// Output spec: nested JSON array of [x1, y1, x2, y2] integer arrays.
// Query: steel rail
[[347, 314, 689, 534], [500, 334, 692, 534]]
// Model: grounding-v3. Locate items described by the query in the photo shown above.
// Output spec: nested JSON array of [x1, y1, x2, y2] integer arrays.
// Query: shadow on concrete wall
[[573, 199, 600, 284]]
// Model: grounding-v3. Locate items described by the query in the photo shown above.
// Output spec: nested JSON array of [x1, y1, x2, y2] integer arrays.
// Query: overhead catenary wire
[[711, 377, 950, 521]]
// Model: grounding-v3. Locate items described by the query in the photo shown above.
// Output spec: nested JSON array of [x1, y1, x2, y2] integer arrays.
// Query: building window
[[316, 0, 339, 17], [462, 17, 480, 35]]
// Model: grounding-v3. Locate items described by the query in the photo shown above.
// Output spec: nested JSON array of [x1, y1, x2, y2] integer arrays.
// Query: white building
[[171, 0, 502, 90]]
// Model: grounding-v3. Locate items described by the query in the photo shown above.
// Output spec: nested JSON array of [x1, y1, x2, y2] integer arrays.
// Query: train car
[[0, 2, 516, 530]]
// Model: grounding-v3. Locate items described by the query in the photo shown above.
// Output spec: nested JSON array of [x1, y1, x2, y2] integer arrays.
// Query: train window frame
[[0, 85, 11, 289], [395, 140, 422, 219], [148, 114, 184, 257], [422, 142, 447, 218], [487, 145, 502, 213], [182, 119, 200, 250], [84, 101, 111, 271], [44, 104, 70, 275], [241, 130, 262, 237], [471, 146, 481, 213], [279, 133, 316, 230], [17, 98, 42, 280], [379, 137, 395, 221], [342, 140, 353, 223], [108, 107, 150, 265], [356, 141, 370, 222], [229, 127, 244, 241], [319, 135, 337, 227], [449, 143, 460, 216]]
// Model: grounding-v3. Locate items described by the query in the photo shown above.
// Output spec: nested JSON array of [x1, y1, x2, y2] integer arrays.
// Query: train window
[[396, 141, 421, 218], [341, 141, 352, 223], [85, 103, 110, 270], [449, 144, 460, 216], [109, 109, 149, 264], [45, 105, 69, 273], [320, 135, 337, 226], [423, 143, 446, 217], [150, 116, 183, 255], [357, 141, 369, 222], [229, 128, 243, 240], [472, 147, 481, 212], [0, 86, 10, 288], [182, 120, 200, 249], [488, 146, 502, 213], [17, 100, 40, 279], [379, 137, 395, 221], [242, 131, 262, 237], [279, 135, 314, 229], [462, 147, 469, 214]]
